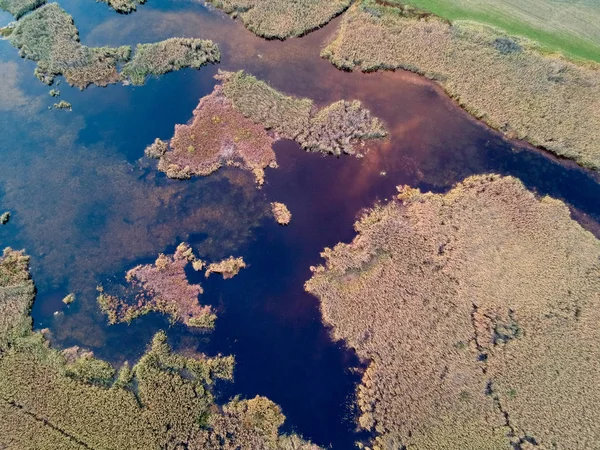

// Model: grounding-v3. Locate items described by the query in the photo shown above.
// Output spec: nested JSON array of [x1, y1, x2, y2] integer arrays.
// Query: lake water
[[0, 0, 599, 447]]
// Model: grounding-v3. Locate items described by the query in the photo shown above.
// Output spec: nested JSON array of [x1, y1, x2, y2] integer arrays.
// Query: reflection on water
[[0, 0, 599, 448]]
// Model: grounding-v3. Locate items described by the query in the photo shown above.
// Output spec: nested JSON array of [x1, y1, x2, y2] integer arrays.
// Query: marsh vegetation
[[306, 175, 600, 449], [98, 243, 216, 329], [149, 70, 386, 184], [7, 3, 219, 89], [322, 0, 600, 170], [0, 249, 319, 449], [206, 0, 351, 39]]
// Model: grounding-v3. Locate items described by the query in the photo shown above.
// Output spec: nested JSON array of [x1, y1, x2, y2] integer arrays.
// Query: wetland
[[0, 0, 599, 448]]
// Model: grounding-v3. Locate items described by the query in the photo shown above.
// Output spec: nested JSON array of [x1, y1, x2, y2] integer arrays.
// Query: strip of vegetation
[[0, 248, 320, 449], [8, 3, 130, 88], [204, 256, 246, 279], [220, 70, 387, 156], [306, 174, 600, 449], [121, 38, 220, 86], [7, 3, 220, 89], [205, 0, 351, 39], [322, 0, 600, 171]]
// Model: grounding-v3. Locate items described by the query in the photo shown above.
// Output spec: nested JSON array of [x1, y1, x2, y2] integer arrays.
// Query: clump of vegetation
[[53, 100, 71, 110], [321, 0, 600, 170], [97, 0, 145, 14], [271, 202, 291, 225], [147, 83, 277, 184], [205, 256, 246, 279], [121, 38, 220, 86], [8, 3, 130, 88], [306, 174, 600, 449], [1, 247, 319, 448], [48, 88, 59, 96], [219, 70, 387, 156], [0, 211, 10, 224], [0, 0, 45, 19], [205, 0, 351, 39], [61, 293, 74, 304], [98, 242, 216, 329], [149, 71, 385, 186]]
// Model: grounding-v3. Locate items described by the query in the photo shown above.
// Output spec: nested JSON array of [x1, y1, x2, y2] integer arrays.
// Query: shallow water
[[0, 0, 599, 447]]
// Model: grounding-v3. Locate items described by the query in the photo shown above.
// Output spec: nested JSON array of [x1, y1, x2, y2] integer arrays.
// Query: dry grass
[[271, 202, 291, 225], [0, 0, 45, 18], [219, 70, 387, 156], [205, 256, 246, 279], [205, 0, 351, 39], [98, 0, 145, 14], [121, 38, 220, 86], [0, 248, 318, 449], [98, 243, 216, 329], [148, 82, 277, 184], [322, 1, 600, 170], [306, 174, 600, 449]]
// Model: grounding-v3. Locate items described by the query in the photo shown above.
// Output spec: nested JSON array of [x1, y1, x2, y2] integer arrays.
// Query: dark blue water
[[0, 0, 599, 448]]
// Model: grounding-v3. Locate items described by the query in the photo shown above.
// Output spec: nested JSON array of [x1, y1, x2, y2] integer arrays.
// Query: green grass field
[[394, 0, 600, 63]]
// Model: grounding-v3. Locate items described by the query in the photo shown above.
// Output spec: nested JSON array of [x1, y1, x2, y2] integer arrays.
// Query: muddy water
[[0, 0, 599, 448]]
